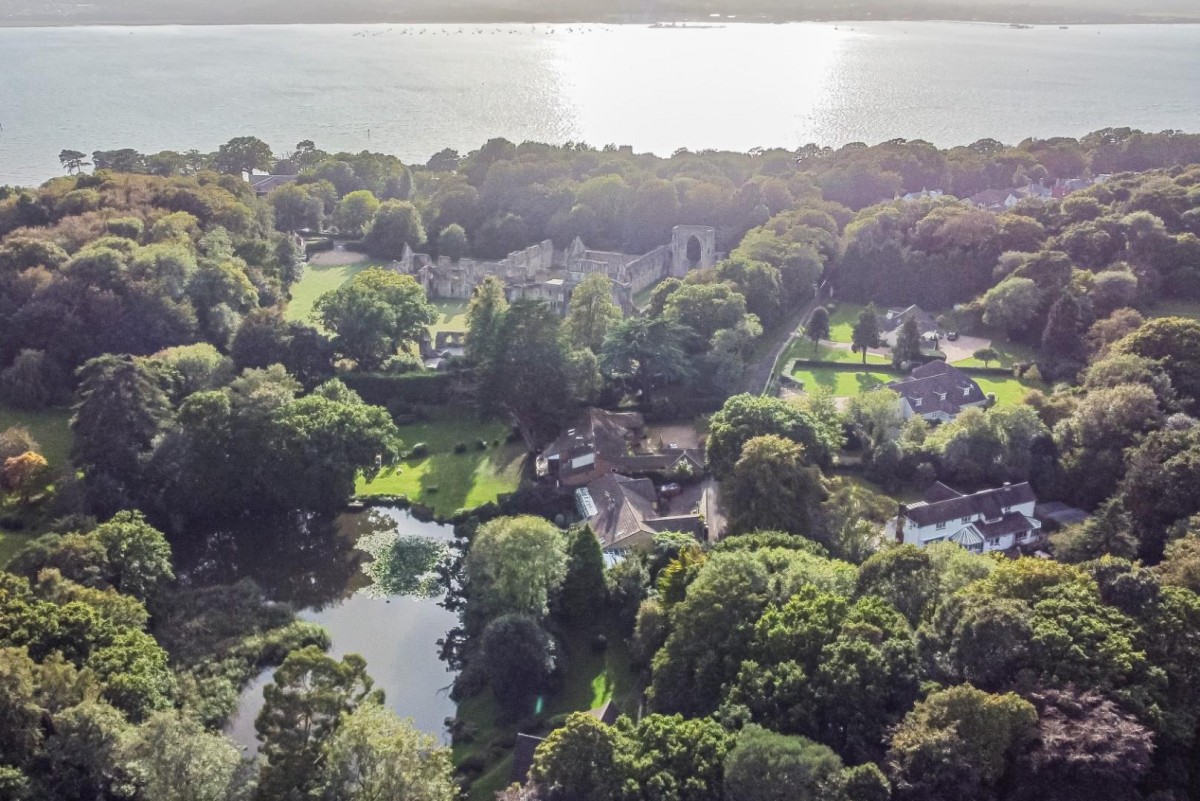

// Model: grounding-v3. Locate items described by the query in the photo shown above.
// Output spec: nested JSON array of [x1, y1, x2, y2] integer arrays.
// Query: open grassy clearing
[[454, 615, 639, 801], [783, 338, 890, 366], [355, 409, 525, 517], [285, 259, 376, 324], [824, 302, 867, 343], [0, 404, 72, 470], [429, 299, 470, 334], [791, 367, 895, 396], [790, 365, 1042, 406], [1147, 299, 1200, 321], [948, 337, 1037, 369]]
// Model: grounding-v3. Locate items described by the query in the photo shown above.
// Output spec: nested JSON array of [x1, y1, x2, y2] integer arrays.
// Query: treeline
[[0, 509, 459, 801]]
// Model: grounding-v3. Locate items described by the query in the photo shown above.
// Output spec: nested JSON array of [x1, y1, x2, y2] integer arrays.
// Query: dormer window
[[937, 391, 947, 401], [913, 397, 922, 407], [963, 387, 971, 397]]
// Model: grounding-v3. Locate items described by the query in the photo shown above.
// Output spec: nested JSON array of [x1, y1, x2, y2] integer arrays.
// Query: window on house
[[936, 521, 946, 530], [963, 387, 971, 397], [988, 538, 1001, 547], [961, 517, 970, 523], [914, 398, 923, 407], [937, 391, 946, 401]]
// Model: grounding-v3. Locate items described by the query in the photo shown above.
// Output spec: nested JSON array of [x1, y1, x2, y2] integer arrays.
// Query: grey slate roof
[[903, 482, 1036, 528], [887, 361, 987, 418]]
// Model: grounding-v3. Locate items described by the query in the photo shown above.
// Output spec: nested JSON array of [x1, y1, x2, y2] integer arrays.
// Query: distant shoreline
[[2, 14, 1199, 29]]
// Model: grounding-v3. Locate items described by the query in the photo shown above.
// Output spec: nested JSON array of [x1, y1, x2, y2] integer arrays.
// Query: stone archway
[[686, 235, 702, 269], [670, 225, 716, 277]]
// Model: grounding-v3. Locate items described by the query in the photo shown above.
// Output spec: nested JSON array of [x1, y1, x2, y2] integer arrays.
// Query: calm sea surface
[[1, 21, 1199, 186]]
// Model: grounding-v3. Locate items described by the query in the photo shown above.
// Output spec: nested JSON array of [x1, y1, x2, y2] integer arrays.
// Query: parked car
[[660, 482, 683, 498], [946, 331, 959, 341]]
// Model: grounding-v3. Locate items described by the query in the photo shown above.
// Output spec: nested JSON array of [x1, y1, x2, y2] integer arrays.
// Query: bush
[[456, 754, 487, 779], [454, 442, 468, 454], [106, 217, 144, 240], [409, 442, 429, 458], [475, 439, 488, 451]]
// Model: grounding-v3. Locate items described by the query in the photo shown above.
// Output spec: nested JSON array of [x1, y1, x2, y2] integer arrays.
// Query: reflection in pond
[[210, 507, 460, 749]]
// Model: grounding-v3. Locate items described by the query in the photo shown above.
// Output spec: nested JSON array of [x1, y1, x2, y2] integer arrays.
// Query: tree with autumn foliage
[[2, 451, 48, 503]]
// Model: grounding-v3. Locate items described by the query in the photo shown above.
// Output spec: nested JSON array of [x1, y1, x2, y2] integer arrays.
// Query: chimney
[[895, 503, 907, 544]]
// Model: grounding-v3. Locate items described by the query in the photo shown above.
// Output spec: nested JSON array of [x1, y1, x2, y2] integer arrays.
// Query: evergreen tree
[[465, 276, 509, 363], [893, 315, 923, 368], [1041, 293, 1087, 373], [804, 306, 831, 354], [557, 526, 607, 627], [852, 304, 882, 365]]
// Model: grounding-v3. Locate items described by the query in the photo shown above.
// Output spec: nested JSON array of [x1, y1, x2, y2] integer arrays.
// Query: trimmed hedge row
[[341, 371, 456, 405]]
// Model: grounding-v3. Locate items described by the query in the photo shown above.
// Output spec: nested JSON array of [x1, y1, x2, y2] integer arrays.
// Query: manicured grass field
[[949, 337, 1038, 369], [428, 299, 470, 334], [355, 410, 526, 517], [824, 302, 868, 343], [975, 375, 1043, 406], [0, 404, 72, 471], [454, 615, 639, 801], [285, 259, 375, 324], [791, 367, 895, 396], [790, 366, 1041, 406], [785, 339, 890, 366]]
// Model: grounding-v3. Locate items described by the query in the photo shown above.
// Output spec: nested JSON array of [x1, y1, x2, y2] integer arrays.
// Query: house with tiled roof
[[247, 173, 300, 196], [574, 474, 705, 553], [885, 481, 1042, 553], [886, 361, 988, 423], [878, 305, 938, 347], [536, 409, 704, 488]]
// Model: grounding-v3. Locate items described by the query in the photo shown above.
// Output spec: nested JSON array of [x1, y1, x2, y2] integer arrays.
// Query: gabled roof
[[543, 408, 645, 479], [510, 733, 546, 785], [579, 474, 659, 548], [887, 361, 986, 418], [904, 482, 1037, 528], [880, 304, 938, 333], [248, 174, 299, 194]]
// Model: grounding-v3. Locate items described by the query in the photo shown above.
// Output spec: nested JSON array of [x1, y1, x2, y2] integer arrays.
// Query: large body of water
[[220, 507, 458, 750], [1, 21, 1199, 186]]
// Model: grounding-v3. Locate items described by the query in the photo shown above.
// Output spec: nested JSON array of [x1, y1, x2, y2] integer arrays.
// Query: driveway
[[938, 334, 991, 364]]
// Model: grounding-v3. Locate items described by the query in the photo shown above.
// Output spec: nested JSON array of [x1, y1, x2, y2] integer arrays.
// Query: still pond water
[[211, 507, 458, 749], [2, 22, 1200, 185]]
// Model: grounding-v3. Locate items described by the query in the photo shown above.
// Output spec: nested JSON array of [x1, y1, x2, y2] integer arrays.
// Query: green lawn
[[975, 375, 1043, 406], [785, 339, 889, 366], [355, 410, 525, 517], [429, 299, 470, 334], [791, 366, 895, 397], [1147, 299, 1200, 322], [790, 366, 1041, 406], [285, 259, 375, 324], [949, 338, 1038, 369], [0, 404, 72, 471], [824, 302, 868, 343], [454, 614, 639, 801]]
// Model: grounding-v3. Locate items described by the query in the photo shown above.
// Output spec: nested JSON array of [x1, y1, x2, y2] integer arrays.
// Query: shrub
[[106, 217, 144, 240], [454, 442, 468, 454], [409, 442, 429, 458], [476, 439, 488, 451]]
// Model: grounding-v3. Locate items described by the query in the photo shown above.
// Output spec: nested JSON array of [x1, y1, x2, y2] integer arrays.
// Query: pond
[[215, 506, 459, 750]]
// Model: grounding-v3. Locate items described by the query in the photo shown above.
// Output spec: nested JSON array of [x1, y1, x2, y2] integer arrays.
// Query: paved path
[[745, 299, 818, 396]]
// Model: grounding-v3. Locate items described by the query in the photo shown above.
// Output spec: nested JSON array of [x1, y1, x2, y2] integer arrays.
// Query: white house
[[886, 361, 988, 423], [885, 481, 1042, 553]]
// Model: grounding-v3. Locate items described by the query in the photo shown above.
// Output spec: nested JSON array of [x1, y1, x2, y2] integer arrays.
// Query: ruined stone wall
[[623, 246, 672, 294]]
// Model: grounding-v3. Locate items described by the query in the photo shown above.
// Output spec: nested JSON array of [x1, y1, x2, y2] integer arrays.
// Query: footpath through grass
[[355, 409, 526, 518]]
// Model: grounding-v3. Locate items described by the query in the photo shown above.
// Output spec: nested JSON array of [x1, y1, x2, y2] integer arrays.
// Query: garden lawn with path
[[355, 409, 526, 518], [285, 252, 374, 324], [790, 364, 1043, 405]]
